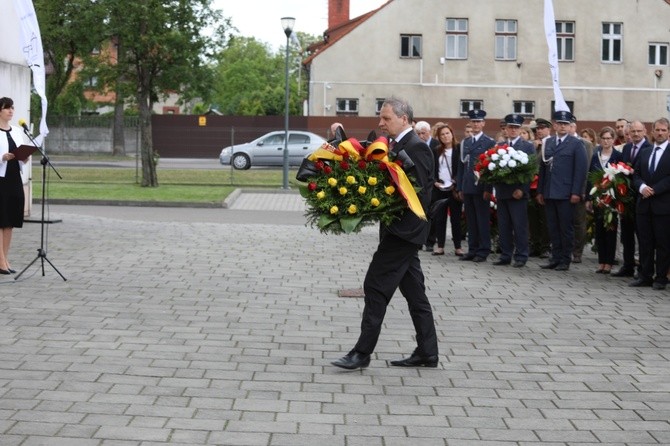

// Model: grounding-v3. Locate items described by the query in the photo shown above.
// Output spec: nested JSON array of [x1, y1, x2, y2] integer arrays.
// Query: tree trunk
[[138, 91, 157, 187], [112, 96, 125, 156]]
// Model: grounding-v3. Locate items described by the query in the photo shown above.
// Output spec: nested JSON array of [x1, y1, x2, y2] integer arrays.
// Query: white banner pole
[[543, 0, 569, 113]]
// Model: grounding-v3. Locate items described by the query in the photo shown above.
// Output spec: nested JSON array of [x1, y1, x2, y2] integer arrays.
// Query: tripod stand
[[15, 130, 66, 281]]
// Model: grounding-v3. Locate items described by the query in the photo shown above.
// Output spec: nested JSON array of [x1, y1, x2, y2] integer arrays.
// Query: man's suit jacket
[[494, 138, 536, 199], [537, 134, 588, 200], [384, 130, 435, 245], [633, 143, 670, 215], [622, 139, 651, 166], [457, 133, 496, 194], [428, 137, 440, 151]]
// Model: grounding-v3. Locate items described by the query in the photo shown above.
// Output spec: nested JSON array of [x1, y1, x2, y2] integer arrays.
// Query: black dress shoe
[[389, 353, 438, 368], [472, 256, 487, 263], [652, 281, 667, 290], [7, 268, 15, 274], [629, 278, 653, 287], [540, 262, 559, 269], [331, 351, 371, 370], [611, 267, 635, 277], [512, 261, 526, 268], [492, 259, 511, 266], [554, 264, 570, 271], [459, 253, 476, 261], [0, 269, 10, 275]]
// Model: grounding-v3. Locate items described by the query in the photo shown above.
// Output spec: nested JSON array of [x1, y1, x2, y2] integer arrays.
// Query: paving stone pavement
[[0, 193, 669, 445]]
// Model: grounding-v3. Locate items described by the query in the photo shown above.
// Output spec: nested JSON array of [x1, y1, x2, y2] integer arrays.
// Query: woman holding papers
[[0, 97, 27, 274]]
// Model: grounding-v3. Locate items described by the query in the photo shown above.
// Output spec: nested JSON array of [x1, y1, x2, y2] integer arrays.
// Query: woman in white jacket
[[0, 97, 26, 274]]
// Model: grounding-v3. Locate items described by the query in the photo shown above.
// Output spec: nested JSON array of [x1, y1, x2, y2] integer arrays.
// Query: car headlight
[[221, 147, 232, 156]]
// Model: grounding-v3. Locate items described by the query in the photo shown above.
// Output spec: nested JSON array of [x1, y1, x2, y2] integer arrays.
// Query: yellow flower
[[330, 206, 339, 214], [338, 187, 348, 196], [367, 176, 378, 186], [370, 197, 380, 207], [347, 204, 358, 214], [357, 186, 367, 194], [385, 185, 396, 195], [346, 175, 357, 185], [328, 177, 338, 187], [316, 191, 325, 200]]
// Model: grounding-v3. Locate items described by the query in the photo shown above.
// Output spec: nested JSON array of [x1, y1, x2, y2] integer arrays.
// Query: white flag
[[543, 0, 569, 113], [12, 0, 49, 144]]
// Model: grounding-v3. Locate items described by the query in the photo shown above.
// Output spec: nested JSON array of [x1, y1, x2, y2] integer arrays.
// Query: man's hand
[[512, 189, 523, 200], [536, 193, 545, 206], [570, 194, 581, 204], [641, 185, 655, 198]]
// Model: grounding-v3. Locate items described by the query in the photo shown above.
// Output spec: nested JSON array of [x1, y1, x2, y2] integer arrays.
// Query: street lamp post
[[281, 17, 295, 190]]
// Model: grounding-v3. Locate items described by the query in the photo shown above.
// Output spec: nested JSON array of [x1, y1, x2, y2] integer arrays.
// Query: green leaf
[[298, 185, 309, 198], [340, 216, 363, 233], [318, 214, 338, 229]]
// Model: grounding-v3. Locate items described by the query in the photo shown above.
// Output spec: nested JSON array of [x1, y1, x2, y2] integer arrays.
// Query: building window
[[556, 21, 575, 61], [460, 99, 483, 117], [85, 76, 98, 88], [375, 98, 386, 115], [400, 34, 421, 58], [336, 98, 359, 115], [446, 18, 468, 59], [513, 101, 535, 117], [649, 42, 669, 65], [602, 22, 622, 63], [550, 100, 574, 115], [495, 20, 517, 60]]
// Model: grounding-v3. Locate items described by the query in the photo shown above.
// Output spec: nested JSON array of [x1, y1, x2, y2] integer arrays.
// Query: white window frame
[[649, 42, 669, 66], [602, 22, 622, 63], [556, 21, 575, 62], [513, 101, 535, 117], [400, 34, 422, 58], [446, 18, 468, 60], [495, 20, 517, 61], [336, 98, 359, 115], [375, 98, 386, 115], [460, 100, 483, 117]]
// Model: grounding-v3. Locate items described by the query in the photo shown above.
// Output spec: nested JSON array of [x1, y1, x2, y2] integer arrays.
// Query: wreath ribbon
[[308, 137, 426, 220]]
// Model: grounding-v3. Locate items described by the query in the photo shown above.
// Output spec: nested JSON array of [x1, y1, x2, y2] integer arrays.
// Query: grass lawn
[[32, 166, 305, 204]]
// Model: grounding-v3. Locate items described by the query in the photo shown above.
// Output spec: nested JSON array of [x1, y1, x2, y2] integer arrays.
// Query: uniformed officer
[[457, 109, 496, 262]]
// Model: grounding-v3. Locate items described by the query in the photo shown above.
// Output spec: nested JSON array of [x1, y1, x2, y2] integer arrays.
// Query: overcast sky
[[212, 0, 389, 51]]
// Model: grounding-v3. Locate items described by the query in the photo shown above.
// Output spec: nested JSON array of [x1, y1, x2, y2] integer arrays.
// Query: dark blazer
[[432, 144, 460, 190], [428, 137, 440, 151], [622, 139, 651, 166], [633, 143, 670, 215], [537, 134, 588, 200], [586, 147, 624, 196], [384, 130, 435, 245], [457, 133, 496, 194], [494, 138, 536, 199]]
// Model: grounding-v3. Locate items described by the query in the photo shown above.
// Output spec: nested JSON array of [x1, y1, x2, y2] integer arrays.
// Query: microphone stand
[[15, 128, 66, 281]]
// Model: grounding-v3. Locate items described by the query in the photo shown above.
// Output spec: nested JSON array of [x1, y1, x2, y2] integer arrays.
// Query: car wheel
[[232, 153, 251, 170]]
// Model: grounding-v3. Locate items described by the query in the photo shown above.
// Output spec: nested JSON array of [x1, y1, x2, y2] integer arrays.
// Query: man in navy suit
[[457, 109, 496, 262], [630, 118, 670, 290], [536, 110, 588, 271], [331, 97, 439, 370], [492, 114, 536, 268], [612, 120, 651, 277]]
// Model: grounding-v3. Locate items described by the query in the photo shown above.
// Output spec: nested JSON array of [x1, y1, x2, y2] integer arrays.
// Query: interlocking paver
[[0, 198, 668, 444]]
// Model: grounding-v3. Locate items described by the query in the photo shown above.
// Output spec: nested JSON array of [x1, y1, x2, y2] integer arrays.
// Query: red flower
[[342, 151, 350, 159], [479, 153, 487, 161], [602, 194, 613, 205], [378, 163, 388, 171], [340, 160, 350, 170], [600, 178, 611, 189], [482, 159, 490, 168], [323, 165, 332, 174], [616, 201, 625, 214], [617, 183, 627, 195], [308, 182, 317, 191], [395, 159, 403, 168], [357, 160, 367, 169], [315, 160, 325, 170]]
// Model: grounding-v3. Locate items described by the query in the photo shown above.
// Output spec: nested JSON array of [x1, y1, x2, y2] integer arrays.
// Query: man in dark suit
[[492, 114, 536, 268], [536, 110, 588, 271], [612, 120, 651, 277], [630, 117, 670, 290], [331, 97, 438, 370], [457, 109, 496, 262]]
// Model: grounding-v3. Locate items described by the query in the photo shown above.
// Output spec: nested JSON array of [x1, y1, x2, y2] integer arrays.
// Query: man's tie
[[631, 145, 638, 162], [556, 138, 562, 145], [389, 139, 396, 152], [508, 139, 513, 146], [649, 146, 661, 175]]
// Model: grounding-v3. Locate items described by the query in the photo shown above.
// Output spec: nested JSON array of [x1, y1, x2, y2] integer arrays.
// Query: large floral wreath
[[296, 136, 425, 234], [588, 161, 634, 230], [474, 143, 537, 185]]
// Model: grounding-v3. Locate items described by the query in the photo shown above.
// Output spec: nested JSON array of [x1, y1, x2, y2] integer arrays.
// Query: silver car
[[219, 130, 326, 170]]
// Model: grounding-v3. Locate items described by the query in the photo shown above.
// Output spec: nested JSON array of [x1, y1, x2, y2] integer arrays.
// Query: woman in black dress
[[0, 97, 27, 274]]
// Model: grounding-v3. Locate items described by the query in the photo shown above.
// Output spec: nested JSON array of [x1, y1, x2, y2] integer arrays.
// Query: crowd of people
[[417, 112, 670, 291]]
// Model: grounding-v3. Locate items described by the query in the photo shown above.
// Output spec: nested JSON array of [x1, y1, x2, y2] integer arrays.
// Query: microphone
[[18, 118, 30, 133]]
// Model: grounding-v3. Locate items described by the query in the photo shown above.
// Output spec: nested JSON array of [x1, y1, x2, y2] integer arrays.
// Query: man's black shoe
[[472, 256, 487, 263], [540, 262, 559, 269], [554, 264, 570, 271], [331, 352, 371, 370], [652, 281, 667, 291], [629, 278, 653, 287], [611, 267, 635, 277], [512, 261, 526, 268], [459, 254, 476, 261], [389, 353, 438, 368], [493, 259, 511, 266]]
